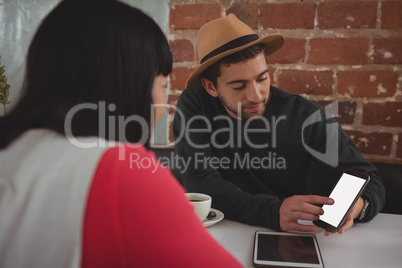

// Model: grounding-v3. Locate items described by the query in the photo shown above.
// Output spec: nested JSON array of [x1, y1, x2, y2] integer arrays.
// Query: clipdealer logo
[[63, 101, 340, 169], [301, 101, 339, 167]]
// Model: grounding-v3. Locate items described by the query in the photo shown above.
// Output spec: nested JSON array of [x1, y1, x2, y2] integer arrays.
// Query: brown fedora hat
[[186, 14, 285, 89]]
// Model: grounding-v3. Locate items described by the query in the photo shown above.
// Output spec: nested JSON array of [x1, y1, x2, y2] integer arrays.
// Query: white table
[[208, 213, 402, 268]]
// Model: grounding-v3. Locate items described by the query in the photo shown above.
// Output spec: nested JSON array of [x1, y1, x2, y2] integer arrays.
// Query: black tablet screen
[[256, 233, 320, 264]]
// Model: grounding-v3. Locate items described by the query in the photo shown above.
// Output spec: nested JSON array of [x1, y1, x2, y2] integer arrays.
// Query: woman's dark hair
[[0, 0, 172, 149]]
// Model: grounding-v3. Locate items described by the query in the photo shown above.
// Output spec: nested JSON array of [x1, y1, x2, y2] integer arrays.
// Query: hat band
[[200, 34, 259, 64]]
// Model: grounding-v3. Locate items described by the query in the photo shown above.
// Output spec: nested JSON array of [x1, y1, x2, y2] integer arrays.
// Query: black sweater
[[173, 85, 385, 231]]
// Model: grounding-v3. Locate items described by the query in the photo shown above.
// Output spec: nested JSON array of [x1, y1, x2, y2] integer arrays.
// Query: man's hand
[[324, 197, 364, 236], [280, 195, 334, 232]]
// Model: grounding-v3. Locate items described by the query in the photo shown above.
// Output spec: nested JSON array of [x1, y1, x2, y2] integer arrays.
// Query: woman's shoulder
[[97, 143, 180, 190]]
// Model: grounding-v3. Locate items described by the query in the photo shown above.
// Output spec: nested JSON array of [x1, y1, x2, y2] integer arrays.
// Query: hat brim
[[186, 34, 285, 89]]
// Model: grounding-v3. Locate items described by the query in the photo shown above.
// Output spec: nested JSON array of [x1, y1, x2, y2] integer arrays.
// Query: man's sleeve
[[306, 109, 386, 222]]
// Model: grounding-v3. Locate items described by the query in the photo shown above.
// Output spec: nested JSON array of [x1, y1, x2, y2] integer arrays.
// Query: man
[[173, 14, 385, 234]]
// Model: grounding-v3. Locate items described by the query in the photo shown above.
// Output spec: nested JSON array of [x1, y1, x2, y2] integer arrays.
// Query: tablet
[[253, 231, 324, 268]]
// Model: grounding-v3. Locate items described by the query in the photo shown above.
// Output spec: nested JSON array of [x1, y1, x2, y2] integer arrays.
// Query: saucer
[[203, 208, 224, 227]]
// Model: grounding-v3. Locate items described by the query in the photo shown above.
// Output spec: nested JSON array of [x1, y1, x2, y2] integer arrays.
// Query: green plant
[[0, 57, 11, 115]]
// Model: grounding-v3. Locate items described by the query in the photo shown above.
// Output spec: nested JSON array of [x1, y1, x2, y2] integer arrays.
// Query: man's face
[[202, 52, 271, 120]]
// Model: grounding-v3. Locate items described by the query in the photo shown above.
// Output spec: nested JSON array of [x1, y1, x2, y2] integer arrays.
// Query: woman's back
[[0, 129, 106, 267], [0, 129, 244, 267], [0, 0, 243, 266]]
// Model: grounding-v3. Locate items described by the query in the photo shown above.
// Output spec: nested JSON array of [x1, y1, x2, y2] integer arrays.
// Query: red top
[[81, 145, 243, 267]]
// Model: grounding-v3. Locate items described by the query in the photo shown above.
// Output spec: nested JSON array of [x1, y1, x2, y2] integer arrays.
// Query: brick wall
[[167, 0, 402, 163]]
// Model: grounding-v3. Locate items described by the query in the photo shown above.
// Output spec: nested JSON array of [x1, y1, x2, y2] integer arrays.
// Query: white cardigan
[[0, 129, 107, 268]]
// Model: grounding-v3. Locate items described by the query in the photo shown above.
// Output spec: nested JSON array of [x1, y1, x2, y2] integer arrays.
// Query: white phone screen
[[319, 173, 366, 227]]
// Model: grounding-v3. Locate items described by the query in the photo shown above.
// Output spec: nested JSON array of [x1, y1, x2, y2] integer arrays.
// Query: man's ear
[[201, 78, 219, 97]]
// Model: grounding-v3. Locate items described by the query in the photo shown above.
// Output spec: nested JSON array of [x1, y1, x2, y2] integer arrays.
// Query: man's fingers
[[297, 195, 334, 206], [280, 195, 335, 232], [294, 202, 324, 216], [324, 214, 355, 235], [291, 211, 320, 222], [288, 195, 333, 216], [324, 231, 335, 236], [286, 222, 318, 233], [338, 213, 354, 234]]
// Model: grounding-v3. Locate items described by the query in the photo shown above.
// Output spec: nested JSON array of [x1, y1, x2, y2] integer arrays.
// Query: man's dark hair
[[0, 0, 172, 149], [202, 43, 265, 88]]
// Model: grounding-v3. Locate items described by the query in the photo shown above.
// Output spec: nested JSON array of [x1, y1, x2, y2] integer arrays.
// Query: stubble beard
[[219, 97, 267, 120]]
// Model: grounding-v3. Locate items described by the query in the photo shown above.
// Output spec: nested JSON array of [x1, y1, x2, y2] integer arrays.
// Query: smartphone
[[253, 231, 324, 268], [313, 169, 370, 233]]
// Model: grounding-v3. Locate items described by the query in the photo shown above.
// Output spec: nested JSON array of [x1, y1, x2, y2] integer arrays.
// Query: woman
[[0, 0, 243, 267]]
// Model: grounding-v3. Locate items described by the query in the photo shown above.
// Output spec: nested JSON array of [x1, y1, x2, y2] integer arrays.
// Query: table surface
[[208, 213, 402, 268]]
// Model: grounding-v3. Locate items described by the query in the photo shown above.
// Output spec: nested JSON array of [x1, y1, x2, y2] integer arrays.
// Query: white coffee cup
[[185, 193, 212, 221]]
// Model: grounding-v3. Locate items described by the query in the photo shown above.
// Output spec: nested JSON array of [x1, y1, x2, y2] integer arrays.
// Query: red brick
[[313, 101, 357, 125], [277, 70, 333, 95], [309, 38, 369, 65], [167, 93, 180, 106], [397, 133, 402, 158], [267, 38, 306, 64], [170, 67, 197, 91], [167, 93, 180, 115], [346, 130, 393, 156], [260, 3, 315, 29], [169, 4, 220, 30], [338, 71, 398, 98], [227, 3, 258, 29], [268, 66, 275, 86], [381, 1, 402, 29], [170, 39, 194, 63], [317, 1, 377, 29], [372, 38, 402, 64], [363, 102, 402, 127]]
